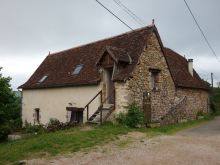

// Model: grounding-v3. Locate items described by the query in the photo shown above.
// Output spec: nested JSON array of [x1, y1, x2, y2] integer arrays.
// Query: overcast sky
[[0, 0, 219, 90]]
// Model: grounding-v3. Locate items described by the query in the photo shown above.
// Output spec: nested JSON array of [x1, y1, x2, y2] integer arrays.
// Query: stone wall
[[120, 32, 176, 122], [160, 96, 188, 125], [114, 82, 131, 113], [112, 32, 210, 125], [176, 88, 210, 119]]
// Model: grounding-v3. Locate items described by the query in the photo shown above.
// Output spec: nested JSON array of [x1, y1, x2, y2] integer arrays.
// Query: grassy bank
[[0, 124, 129, 165], [211, 88, 220, 115], [0, 116, 213, 165], [145, 116, 211, 137]]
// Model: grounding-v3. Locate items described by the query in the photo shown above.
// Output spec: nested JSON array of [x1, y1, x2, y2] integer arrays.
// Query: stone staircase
[[160, 96, 187, 125]]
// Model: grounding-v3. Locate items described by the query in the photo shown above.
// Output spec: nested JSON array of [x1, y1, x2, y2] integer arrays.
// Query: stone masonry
[[114, 32, 176, 122], [113, 32, 210, 124], [176, 88, 210, 119]]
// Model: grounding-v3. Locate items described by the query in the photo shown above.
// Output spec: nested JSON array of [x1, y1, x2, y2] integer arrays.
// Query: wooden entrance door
[[143, 91, 151, 123]]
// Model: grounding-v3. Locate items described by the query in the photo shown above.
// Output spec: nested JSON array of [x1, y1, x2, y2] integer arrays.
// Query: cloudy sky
[[0, 0, 220, 90]]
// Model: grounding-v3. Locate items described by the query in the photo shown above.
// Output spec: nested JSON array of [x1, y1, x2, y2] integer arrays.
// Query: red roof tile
[[20, 26, 153, 89], [164, 48, 209, 90], [19, 25, 208, 91]]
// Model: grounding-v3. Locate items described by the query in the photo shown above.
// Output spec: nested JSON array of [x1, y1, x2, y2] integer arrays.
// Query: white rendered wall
[[22, 85, 101, 125]]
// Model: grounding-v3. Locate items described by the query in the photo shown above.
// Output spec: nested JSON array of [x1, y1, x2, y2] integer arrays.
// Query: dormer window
[[38, 75, 48, 83], [72, 64, 83, 75]]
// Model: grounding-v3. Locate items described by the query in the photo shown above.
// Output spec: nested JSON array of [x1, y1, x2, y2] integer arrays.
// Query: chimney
[[188, 59, 193, 76], [152, 19, 155, 25]]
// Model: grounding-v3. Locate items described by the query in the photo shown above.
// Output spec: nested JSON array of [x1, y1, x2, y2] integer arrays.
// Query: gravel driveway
[[27, 117, 220, 165]]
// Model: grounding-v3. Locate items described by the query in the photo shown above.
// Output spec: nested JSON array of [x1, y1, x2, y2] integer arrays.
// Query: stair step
[[101, 108, 111, 111], [103, 104, 114, 109], [94, 111, 100, 115], [87, 104, 115, 124], [87, 121, 100, 124]]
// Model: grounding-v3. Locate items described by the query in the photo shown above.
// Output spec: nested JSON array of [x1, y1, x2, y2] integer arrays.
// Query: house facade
[[19, 24, 210, 126]]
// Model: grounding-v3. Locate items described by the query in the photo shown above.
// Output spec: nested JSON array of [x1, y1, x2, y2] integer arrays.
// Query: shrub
[[46, 118, 77, 132], [115, 112, 126, 125], [0, 124, 11, 142], [115, 103, 145, 128], [23, 121, 45, 134], [211, 100, 216, 113], [0, 68, 22, 141], [46, 118, 62, 132]]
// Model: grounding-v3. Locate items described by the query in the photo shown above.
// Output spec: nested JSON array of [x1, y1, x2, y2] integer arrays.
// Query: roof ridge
[[164, 47, 187, 61], [49, 25, 154, 56]]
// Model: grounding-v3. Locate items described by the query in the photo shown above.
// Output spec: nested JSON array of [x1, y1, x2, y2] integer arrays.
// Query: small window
[[72, 65, 83, 75], [149, 69, 160, 90], [34, 108, 40, 124], [38, 75, 48, 83], [151, 72, 159, 89]]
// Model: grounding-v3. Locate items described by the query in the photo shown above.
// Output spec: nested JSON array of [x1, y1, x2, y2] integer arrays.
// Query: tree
[[217, 82, 220, 88], [0, 67, 21, 141]]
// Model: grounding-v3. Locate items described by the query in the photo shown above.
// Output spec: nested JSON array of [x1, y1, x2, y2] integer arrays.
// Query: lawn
[[0, 117, 213, 165]]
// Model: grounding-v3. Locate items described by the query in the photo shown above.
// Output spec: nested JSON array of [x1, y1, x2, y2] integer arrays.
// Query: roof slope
[[164, 48, 208, 90], [20, 26, 153, 89], [20, 25, 208, 91]]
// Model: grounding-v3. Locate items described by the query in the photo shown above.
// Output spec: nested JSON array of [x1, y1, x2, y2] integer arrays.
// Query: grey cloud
[[0, 0, 219, 89]]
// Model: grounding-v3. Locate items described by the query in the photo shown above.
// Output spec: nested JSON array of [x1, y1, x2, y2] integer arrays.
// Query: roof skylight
[[38, 75, 48, 83], [72, 64, 83, 75]]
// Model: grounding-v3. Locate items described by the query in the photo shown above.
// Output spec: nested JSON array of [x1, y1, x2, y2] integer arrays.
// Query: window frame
[[38, 75, 48, 83], [72, 64, 83, 75], [34, 108, 40, 124], [149, 68, 161, 90]]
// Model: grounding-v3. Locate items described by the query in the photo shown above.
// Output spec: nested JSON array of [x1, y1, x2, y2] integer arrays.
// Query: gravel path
[[26, 117, 220, 165]]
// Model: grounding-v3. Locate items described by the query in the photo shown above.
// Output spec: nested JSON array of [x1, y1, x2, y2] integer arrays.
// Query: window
[[72, 64, 83, 75], [38, 75, 48, 83], [151, 72, 159, 89], [34, 108, 40, 124], [149, 69, 160, 90]]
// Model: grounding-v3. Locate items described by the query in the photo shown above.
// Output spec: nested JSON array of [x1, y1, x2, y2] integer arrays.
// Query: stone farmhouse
[[19, 24, 210, 126]]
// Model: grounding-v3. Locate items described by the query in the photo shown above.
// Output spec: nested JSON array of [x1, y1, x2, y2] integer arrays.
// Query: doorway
[[104, 67, 115, 104], [143, 91, 151, 123]]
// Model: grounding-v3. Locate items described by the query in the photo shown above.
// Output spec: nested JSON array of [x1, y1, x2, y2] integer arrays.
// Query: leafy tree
[[0, 67, 21, 141], [217, 82, 220, 88], [202, 79, 211, 88]]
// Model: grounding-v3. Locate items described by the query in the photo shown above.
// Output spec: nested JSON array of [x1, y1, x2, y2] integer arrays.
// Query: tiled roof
[[19, 25, 208, 91], [20, 26, 153, 89], [164, 48, 209, 90]]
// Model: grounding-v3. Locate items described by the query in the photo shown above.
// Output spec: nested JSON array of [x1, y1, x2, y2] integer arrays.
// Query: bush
[[46, 118, 62, 132], [0, 68, 22, 141], [116, 103, 145, 128], [211, 100, 217, 113], [23, 121, 45, 134], [115, 112, 127, 125], [0, 124, 11, 141]]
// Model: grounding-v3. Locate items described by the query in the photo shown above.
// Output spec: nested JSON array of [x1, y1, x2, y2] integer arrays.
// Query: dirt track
[[26, 117, 220, 165]]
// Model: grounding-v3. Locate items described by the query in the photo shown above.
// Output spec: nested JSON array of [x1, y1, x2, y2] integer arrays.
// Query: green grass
[[211, 88, 220, 115], [145, 118, 211, 137], [0, 124, 129, 165], [0, 115, 216, 165]]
